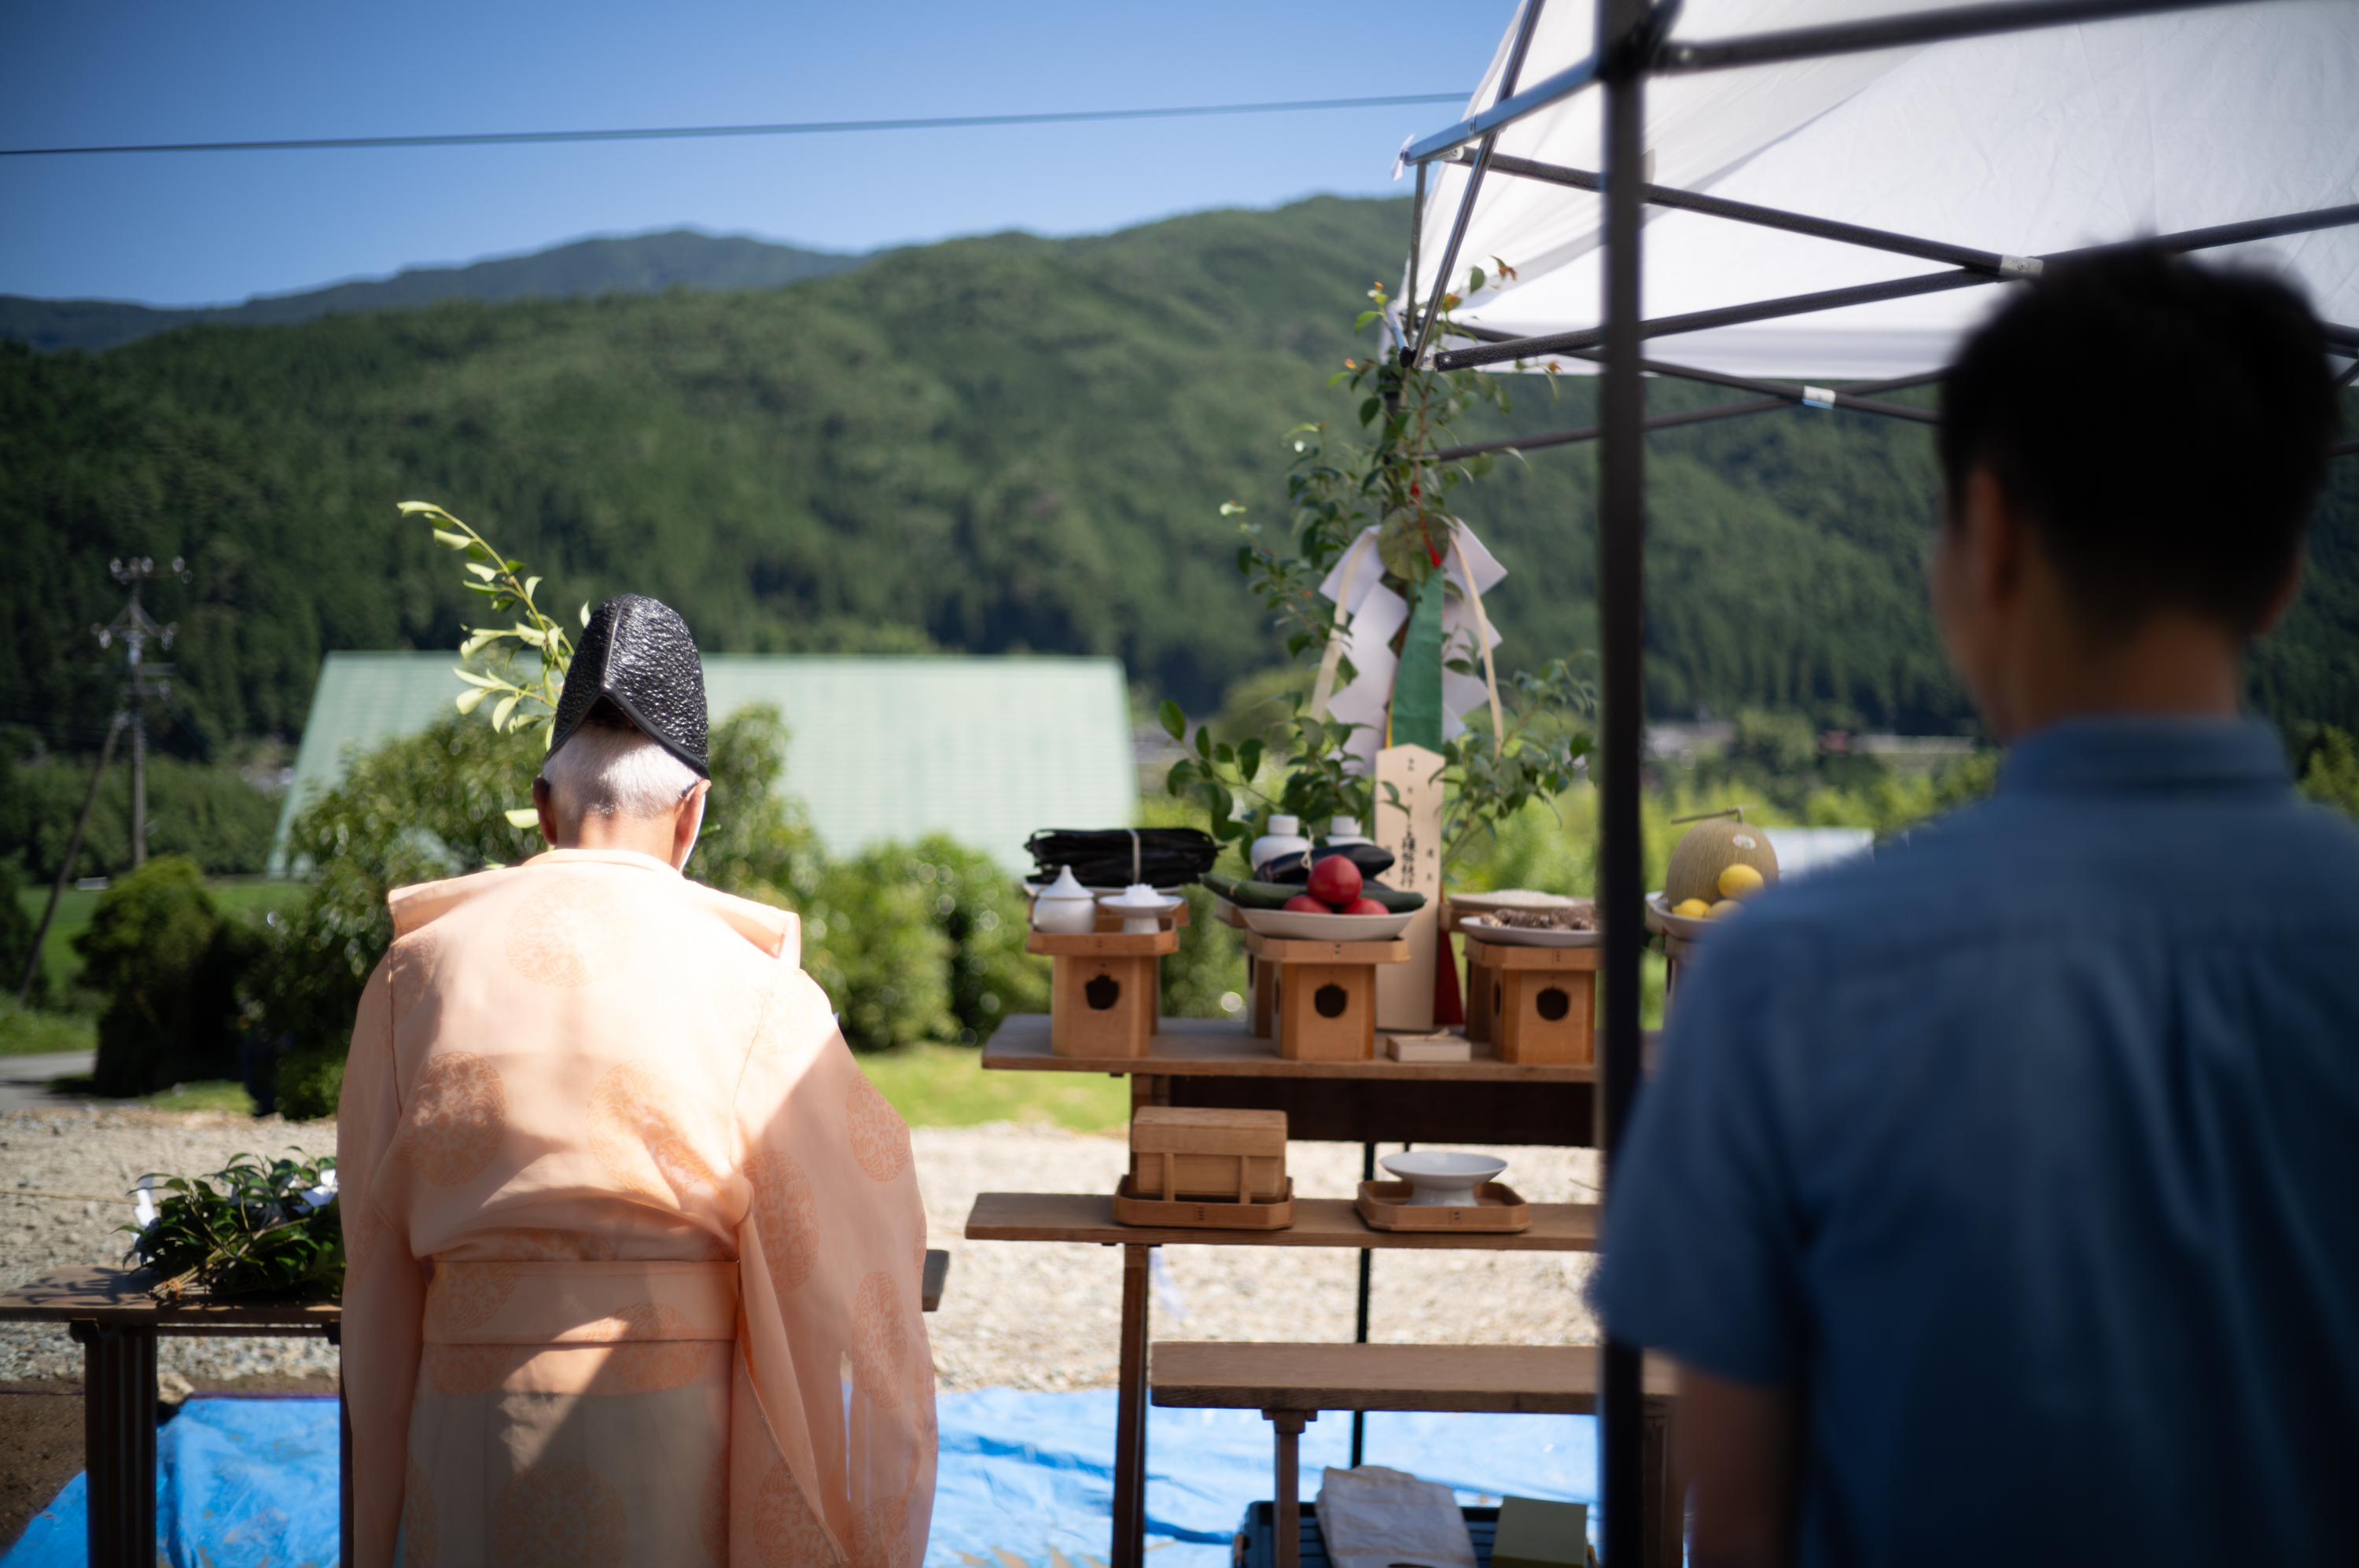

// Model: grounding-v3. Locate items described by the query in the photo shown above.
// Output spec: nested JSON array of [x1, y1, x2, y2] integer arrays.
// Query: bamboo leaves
[[405, 501, 576, 746]]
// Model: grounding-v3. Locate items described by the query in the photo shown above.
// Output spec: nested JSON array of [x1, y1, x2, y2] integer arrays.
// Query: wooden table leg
[[1265, 1411, 1312, 1568], [70, 1319, 156, 1568], [1113, 1244, 1153, 1568], [336, 1319, 353, 1568], [1643, 1400, 1681, 1568]]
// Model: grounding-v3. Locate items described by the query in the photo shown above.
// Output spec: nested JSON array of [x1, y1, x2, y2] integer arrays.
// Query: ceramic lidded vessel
[[1249, 814, 1312, 879], [1030, 865, 1100, 934]]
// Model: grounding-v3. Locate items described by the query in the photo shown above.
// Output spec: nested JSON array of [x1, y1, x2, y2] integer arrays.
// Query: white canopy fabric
[[1408, 0, 2359, 381]]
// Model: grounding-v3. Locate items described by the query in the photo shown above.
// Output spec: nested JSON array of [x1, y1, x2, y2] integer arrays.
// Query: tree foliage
[[0, 746, 278, 881], [3, 197, 2352, 748]]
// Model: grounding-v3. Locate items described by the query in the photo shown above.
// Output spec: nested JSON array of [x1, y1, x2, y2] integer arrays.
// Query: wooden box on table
[[1463, 936, 1599, 1065], [1128, 1106, 1288, 1202], [1028, 929, 1180, 1058], [1240, 932, 1410, 1062]]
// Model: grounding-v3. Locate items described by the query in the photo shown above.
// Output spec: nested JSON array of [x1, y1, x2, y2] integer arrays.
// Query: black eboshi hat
[[547, 594, 710, 778]]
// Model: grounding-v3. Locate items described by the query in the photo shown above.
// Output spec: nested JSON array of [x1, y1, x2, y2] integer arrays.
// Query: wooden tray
[[1354, 1180, 1531, 1232], [1026, 929, 1180, 958], [1113, 1176, 1296, 1231]]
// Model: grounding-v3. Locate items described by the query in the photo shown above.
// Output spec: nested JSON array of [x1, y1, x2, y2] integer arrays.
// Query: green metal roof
[[268, 651, 1137, 874]]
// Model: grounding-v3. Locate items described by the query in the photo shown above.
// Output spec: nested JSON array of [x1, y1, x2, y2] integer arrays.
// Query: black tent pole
[[1595, 0, 1654, 1561]]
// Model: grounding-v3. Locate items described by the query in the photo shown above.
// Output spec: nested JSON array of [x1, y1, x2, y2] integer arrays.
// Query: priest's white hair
[[542, 716, 700, 820]]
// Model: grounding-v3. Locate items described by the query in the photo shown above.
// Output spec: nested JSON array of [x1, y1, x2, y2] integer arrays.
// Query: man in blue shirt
[[1597, 250, 2356, 1566]]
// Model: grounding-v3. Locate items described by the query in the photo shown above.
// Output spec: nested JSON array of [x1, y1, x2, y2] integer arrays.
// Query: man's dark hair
[[1940, 248, 2339, 636]]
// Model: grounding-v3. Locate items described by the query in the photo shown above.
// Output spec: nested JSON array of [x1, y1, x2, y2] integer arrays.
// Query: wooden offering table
[[983, 1014, 1597, 1147], [964, 1192, 1606, 1568], [977, 1006, 1654, 1566]]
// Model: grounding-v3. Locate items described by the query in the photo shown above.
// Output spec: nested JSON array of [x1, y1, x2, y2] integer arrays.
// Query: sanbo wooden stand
[[1240, 932, 1411, 1062], [1463, 937, 1598, 1065], [1029, 929, 1180, 1058]]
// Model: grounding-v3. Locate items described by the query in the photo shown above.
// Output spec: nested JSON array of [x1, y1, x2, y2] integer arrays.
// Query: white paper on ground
[[1316, 1464, 1479, 1568]]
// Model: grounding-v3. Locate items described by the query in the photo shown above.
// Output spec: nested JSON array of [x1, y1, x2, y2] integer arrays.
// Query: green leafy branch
[[405, 501, 585, 829], [1158, 695, 1376, 856], [1174, 270, 1591, 872], [1433, 654, 1597, 867], [404, 501, 580, 744], [123, 1151, 344, 1301]]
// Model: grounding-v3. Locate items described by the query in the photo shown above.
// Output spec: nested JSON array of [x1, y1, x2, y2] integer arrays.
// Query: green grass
[[38, 1074, 258, 1113], [141, 1080, 259, 1113], [0, 998, 96, 1056], [208, 879, 309, 921], [857, 1041, 1127, 1133], [16, 884, 101, 1004], [17, 876, 307, 1007]]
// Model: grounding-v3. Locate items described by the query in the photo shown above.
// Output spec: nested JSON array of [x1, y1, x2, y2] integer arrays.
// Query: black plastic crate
[[1231, 1502, 1502, 1568]]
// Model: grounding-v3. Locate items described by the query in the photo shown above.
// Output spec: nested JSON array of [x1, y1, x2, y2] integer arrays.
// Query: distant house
[[268, 651, 1136, 874]]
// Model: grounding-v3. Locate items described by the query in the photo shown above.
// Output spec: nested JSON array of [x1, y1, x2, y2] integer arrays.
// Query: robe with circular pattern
[[337, 848, 936, 1568]]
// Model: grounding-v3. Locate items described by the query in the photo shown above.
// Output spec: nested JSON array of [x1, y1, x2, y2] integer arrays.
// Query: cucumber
[[1201, 874, 1425, 913]]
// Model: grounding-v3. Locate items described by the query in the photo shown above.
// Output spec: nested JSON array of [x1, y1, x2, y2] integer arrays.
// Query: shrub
[[803, 852, 955, 1053], [903, 834, 1046, 1043], [75, 856, 259, 1095], [2299, 726, 2359, 821]]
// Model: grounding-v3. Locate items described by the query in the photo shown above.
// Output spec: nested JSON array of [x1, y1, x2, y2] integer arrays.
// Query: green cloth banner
[[1390, 578, 1445, 751]]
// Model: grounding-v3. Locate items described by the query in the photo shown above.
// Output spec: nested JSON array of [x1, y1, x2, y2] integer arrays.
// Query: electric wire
[[1, 94, 1468, 160]]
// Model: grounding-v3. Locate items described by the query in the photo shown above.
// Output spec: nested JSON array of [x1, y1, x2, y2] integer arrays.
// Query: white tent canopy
[[1410, 0, 2359, 381]]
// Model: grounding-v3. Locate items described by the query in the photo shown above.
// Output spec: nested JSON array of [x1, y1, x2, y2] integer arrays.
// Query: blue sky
[[0, 0, 1515, 307]]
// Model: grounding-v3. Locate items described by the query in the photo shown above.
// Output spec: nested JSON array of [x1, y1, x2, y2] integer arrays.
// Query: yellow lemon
[[1716, 863, 1766, 900], [1672, 897, 1713, 918], [1707, 898, 1746, 919]]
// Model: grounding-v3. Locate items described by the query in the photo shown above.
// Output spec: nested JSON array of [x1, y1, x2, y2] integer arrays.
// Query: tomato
[[1305, 854, 1363, 908], [1282, 894, 1330, 914], [1344, 897, 1389, 916]]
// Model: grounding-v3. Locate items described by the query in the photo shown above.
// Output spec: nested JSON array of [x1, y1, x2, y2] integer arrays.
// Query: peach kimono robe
[[337, 848, 936, 1568]]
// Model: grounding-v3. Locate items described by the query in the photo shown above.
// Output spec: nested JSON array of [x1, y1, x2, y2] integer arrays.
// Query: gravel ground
[[2, 1110, 1600, 1389]]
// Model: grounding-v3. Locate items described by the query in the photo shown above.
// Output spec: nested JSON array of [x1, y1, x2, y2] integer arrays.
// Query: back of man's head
[[1940, 248, 2339, 638], [541, 705, 701, 823]]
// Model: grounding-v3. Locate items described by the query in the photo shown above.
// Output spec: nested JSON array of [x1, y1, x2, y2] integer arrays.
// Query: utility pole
[[14, 558, 186, 1007], [92, 556, 186, 869]]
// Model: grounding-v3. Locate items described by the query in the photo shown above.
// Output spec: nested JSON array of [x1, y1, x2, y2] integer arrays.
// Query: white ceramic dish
[[1447, 889, 1586, 913], [1644, 892, 1721, 940], [1458, 915, 1604, 949], [1238, 907, 1416, 942], [1099, 885, 1187, 934], [1095, 889, 1187, 915], [1380, 1150, 1510, 1207]]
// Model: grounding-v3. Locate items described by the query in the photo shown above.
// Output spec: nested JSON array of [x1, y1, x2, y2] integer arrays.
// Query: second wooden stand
[[1240, 932, 1410, 1062], [1463, 937, 1599, 1065]]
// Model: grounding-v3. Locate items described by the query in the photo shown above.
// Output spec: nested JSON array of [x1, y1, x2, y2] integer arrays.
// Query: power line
[[0, 94, 1468, 159]]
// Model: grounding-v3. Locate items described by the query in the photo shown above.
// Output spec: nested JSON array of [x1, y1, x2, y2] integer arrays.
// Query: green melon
[[1665, 811, 1779, 905]]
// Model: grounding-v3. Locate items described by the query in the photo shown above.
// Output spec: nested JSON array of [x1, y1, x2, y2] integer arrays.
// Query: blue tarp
[[4, 1391, 1596, 1567], [7, 1395, 343, 1568]]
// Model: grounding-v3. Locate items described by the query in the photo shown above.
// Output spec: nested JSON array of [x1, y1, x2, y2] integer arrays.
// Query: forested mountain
[[2, 194, 2353, 757], [0, 230, 866, 353]]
